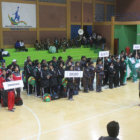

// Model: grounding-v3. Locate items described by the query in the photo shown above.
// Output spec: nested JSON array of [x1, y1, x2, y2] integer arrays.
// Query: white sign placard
[[99, 51, 109, 57], [65, 71, 83, 78], [133, 44, 140, 50], [3, 80, 24, 90], [2, 2, 36, 28]]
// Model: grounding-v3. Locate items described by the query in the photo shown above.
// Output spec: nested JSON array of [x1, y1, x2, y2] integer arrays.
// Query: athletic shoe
[[8, 109, 14, 112]]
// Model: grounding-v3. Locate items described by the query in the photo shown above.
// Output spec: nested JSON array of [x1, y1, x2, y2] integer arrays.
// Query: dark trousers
[[103, 71, 108, 85], [83, 77, 89, 92], [89, 77, 94, 90], [67, 88, 73, 99], [114, 72, 120, 87], [42, 87, 50, 96], [36, 81, 41, 96], [75, 78, 80, 90], [1, 90, 8, 107], [96, 74, 103, 92], [120, 71, 125, 85], [109, 75, 114, 89], [16, 88, 21, 97], [50, 86, 58, 99]]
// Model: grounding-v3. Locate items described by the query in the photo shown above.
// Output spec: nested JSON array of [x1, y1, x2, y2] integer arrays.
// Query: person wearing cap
[[12, 59, 20, 72]]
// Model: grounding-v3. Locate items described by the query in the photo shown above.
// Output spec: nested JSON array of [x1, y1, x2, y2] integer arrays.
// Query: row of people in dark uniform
[[23, 54, 127, 101]]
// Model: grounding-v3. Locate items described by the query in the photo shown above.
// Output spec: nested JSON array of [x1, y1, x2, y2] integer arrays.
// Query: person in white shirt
[[19, 40, 25, 51]]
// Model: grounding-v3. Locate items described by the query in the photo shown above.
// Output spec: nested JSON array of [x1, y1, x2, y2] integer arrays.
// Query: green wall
[[114, 25, 137, 53], [136, 25, 140, 44]]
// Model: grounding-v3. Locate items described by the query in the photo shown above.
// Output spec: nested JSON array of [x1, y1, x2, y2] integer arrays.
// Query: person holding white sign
[[6, 71, 15, 112]]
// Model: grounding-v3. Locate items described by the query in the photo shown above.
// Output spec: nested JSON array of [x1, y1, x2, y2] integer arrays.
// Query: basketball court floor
[[0, 81, 140, 140]]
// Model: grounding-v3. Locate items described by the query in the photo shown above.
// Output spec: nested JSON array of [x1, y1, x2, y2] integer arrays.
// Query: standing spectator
[[12, 66, 22, 98], [120, 57, 126, 86], [96, 59, 104, 92]]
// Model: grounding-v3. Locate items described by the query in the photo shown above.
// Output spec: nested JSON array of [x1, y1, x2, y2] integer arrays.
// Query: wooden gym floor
[[0, 81, 140, 140]]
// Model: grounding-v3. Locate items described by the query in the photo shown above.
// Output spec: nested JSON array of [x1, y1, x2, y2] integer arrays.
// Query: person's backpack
[[15, 97, 23, 106]]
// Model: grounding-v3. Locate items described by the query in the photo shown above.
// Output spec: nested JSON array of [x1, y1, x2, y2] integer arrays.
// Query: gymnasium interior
[[0, 0, 140, 140]]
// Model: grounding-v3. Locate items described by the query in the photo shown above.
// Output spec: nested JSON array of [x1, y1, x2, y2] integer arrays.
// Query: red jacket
[[0, 75, 6, 89], [13, 72, 22, 81]]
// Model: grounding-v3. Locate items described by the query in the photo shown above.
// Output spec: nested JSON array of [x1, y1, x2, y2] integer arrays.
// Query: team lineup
[[1, 49, 140, 112]]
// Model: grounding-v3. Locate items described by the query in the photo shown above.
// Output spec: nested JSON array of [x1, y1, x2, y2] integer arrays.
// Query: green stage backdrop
[[114, 25, 137, 53]]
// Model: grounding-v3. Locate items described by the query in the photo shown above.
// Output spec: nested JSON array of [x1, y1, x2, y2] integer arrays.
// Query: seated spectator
[[34, 40, 41, 50], [99, 121, 120, 140], [40, 40, 45, 50], [15, 40, 20, 51], [19, 40, 26, 51]]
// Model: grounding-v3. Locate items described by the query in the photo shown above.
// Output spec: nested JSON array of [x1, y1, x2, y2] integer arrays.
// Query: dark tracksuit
[[120, 61, 126, 85], [49, 69, 58, 99], [96, 64, 104, 92], [114, 62, 120, 87], [108, 66, 115, 89], [74, 66, 81, 91], [67, 77, 74, 99], [40, 69, 50, 95], [83, 66, 90, 92], [34, 67, 41, 96], [25, 64, 34, 94], [57, 67, 64, 97], [54, 40, 59, 53], [0, 75, 7, 107], [12, 71, 22, 97], [51, 61, 58, 69], [103, 60, 109, 85], [80, 60, 86, 87], [89, 65, 95, 91]]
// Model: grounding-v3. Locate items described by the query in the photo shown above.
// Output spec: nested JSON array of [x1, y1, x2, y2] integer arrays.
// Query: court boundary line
[[22, 105, 41, 140], [22, 103, 137, 140]]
